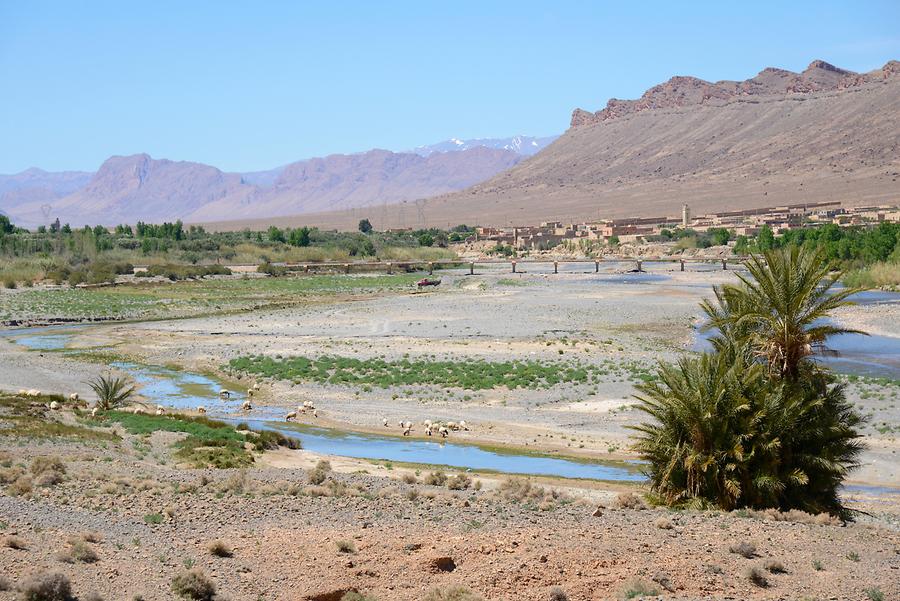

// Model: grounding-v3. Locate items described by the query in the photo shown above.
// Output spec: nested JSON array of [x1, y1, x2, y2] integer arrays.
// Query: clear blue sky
[[1, 0, 898, 174]]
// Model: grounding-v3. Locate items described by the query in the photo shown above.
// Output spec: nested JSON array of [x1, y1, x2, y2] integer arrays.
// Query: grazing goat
[[285, 411, 297, 421], [49, 401, 60, 410], [69, 393, 79, 402]]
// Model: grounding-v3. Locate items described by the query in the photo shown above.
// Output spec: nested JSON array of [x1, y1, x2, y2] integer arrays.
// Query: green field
[[228, 354, 607, 390], [0, 273, 420, 323]]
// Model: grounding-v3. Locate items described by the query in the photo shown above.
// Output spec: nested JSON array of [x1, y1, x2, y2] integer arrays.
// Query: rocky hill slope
[[248, 59, 897, 231]]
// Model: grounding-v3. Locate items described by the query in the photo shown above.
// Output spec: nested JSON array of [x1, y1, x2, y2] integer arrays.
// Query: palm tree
[[87, 374, 136, 411], [633, 245, 865, 518], [702, 245, 864, 380]]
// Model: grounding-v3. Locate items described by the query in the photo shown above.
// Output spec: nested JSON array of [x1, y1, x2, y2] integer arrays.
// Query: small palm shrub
[[88, 374, 136, 411]]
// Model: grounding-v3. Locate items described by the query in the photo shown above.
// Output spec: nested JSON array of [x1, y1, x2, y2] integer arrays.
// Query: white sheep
[[197, 406, 207, 414], [219, 389, 231, 398], [313, 409, 318, 418], [90, 407, 99, 417], [241, 400, 252, 411], [423, 419, 432, 428], [155, 408, 164, 416], [285, 411, 297, 421], [382, 418, 389, 427], [425, 426, 433, 437], [69, 393, 79, 402], [447, 421, 458, 431], [17, 389, 27, 396], [459, 420, 468, 431], [403, 425, 412, 436], [403, 421, 412, 430], [26, 389, 41, 397], [247, 388, 255, 397], [252, 382, 260, 391], [133, 406, 146, 415], [49, 400, 60, 410], [438, 426, 449, 438]]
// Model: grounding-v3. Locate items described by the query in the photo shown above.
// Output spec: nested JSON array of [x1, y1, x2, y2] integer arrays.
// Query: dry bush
[[548, 586, 568, 601], [30, 456, 66, 477], [745, 566, 768, 587], [171, 569, 216, 601], [423, 471, 447, 486], [336, 540, 356, 554], [308, 460, 332, 485], [20, 572, 75, 601], [423, 586, 483, 601], [446, 473, 471, 490], [219, 470, 249, 494], [4, 535, 26, 550], [82, 594, 104, 601], [654, 516, 673, 529], [619, 578, 659, 600], [747, 508, 839, 526], [57, 541, 99, 564], [495, 477, 569, 507], [729, 541, 757, 559], [0, 466, 24, 484], [401, 473, 417, 484], [764, 559, 787, 573], [35, 470, 65, 487], [71, 532, 102, 544], [208, 540, 233, 558], [613, 492, 647, 510], [7, 475, 33, 496]]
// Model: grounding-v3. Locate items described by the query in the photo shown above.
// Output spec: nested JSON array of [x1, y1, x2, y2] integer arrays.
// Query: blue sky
[[1, 0, 898, 174]]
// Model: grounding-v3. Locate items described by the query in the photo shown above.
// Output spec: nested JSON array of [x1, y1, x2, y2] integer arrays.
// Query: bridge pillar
[[469, 262, 474, 275], [680, 260, 685, 272], [512, 261, 517, 273], [553, 261, 558, 274], [428, 262, 434, 275]]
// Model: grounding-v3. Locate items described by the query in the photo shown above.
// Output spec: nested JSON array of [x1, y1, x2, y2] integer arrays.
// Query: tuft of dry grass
[[171, 569, 216, 601], [20, 571, 75, 601], [208, 540, 233, 558], [446, 473, 472, 490], [308, 459, 332, 485], [423, 471, 447, 486], [654, 516, 673, 529], [336, 539, 356, 554], [548, 586, 568, 601], [423, 586, 484, 601], [729, 541, 757, 559], [613, 492, 647, 510], [4, 535, 27, 550], [57, 540, 99, 564], [745, 566, 768, 587], [764, 559, 787, 573]]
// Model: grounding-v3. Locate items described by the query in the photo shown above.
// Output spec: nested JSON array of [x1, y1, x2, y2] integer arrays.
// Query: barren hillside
[[218, 60, 898, 231]]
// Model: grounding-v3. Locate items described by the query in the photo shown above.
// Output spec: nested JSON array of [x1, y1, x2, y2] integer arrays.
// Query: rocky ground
[[2, 424, 899, 601]]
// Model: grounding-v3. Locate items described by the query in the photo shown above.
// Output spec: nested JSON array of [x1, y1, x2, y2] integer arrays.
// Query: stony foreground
[[1, 433, 899, 601]]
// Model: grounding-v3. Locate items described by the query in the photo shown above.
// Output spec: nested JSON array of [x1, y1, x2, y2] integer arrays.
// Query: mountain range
[[0, 136, 548, 227], [237, 59, 897, 231]]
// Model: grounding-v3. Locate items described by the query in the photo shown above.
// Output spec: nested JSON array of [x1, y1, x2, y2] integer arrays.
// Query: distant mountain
[[363, 59, 899, 229], [0, 168, 93, 216], [0, 144, 527, 226], [185, 146, 522, 222], [412, 135, 557, 157]]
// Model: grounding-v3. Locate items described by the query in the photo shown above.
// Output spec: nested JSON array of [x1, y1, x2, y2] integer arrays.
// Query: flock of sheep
[[23, 382, 471, 442], [382, 418, 468, 438]]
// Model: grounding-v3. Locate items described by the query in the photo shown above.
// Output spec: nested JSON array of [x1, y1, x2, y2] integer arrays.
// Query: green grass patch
[[228, 354, 600, 390], [0, 392, 119, 442], [104, 411, 300, 468], [0, 273, 420, 323]]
